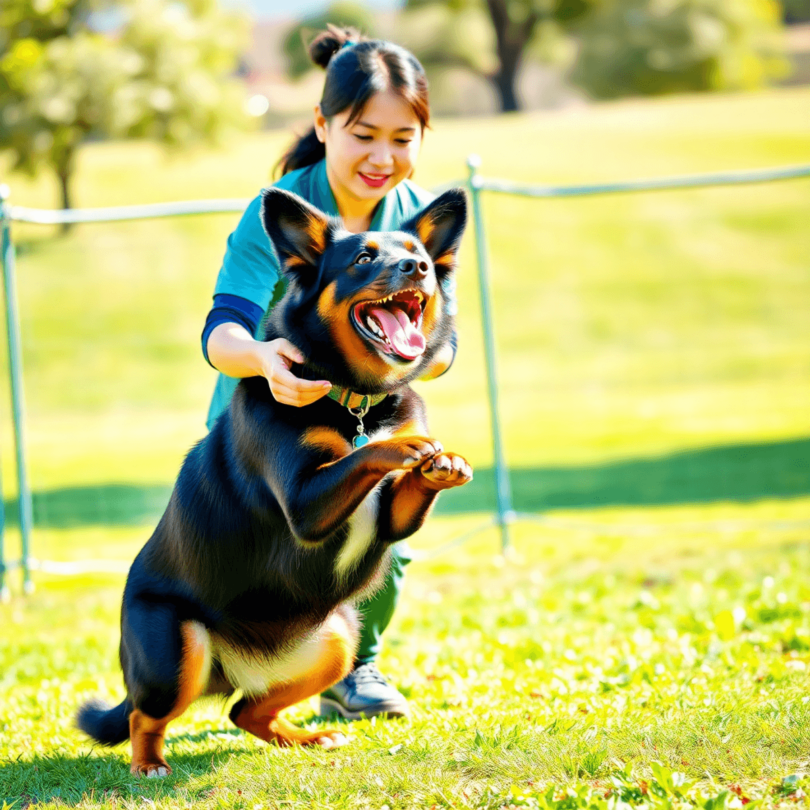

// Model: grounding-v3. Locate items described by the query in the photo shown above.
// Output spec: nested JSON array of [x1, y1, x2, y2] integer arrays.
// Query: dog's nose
[[397, 258, 429, 277]]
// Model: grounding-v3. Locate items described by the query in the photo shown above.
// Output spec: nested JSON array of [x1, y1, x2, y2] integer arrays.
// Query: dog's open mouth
[[352, 289, 427, 361]]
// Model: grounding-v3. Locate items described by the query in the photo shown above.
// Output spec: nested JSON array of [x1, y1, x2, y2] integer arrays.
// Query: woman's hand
[[257, 338, 332, 407], [207, 323, 331, 407]]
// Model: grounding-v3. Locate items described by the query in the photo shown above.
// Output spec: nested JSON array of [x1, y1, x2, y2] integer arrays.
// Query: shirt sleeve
[[214, 193, 281, 312], [201, 294, 266, 367]]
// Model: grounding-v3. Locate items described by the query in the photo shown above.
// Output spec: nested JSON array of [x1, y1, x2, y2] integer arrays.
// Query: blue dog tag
[[353, 434, 370, 449]]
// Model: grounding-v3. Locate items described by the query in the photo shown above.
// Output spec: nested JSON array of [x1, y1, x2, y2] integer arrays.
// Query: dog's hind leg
[[230, 610, 355, 749], [124, 616, 211, 777]]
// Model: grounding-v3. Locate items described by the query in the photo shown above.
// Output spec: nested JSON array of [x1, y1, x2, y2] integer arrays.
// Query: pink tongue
[[369, 306, 425, 359]]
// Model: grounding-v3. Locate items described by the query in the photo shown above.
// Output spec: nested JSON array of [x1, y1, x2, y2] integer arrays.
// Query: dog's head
[[260, 187, 467, 394]]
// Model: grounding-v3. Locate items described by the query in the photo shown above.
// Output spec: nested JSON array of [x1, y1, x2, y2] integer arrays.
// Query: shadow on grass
[[437, 435, 810, 515], [4, 437, 808, 530], [0, 741, 248, 806]]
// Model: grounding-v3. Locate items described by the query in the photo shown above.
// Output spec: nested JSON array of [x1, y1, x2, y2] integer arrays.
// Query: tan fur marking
[[301, 426, 350, 457], [416, 212, 435, 249], [387, 471, 433, 538], [130, 710, 171, 776], [365, 239, 378, 251], [403, 239, 415, 252], [435, 249, 457, 269], [231, 613, 355, 746], [316, 281, 341, 324], [129, 621, 210, 776], [391, 419, 422, 439], [306, 215, 327, 255], [420, 292, 440, 338]]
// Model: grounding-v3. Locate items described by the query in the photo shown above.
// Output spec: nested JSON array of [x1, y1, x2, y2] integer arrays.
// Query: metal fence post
[[0, 185, 10, 602], [0, 184, 34, 594], [466, 155, 515, 552], [0, 189, 5, 602]]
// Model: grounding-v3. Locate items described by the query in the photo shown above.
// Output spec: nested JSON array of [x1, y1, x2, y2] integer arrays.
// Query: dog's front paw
[[371, 436, 443, 471], [419, 453, 473, 489]]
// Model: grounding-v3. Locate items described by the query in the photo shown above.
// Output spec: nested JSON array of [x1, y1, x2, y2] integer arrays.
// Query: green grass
[[3, 517, 810, 808], [0, 86, 809, 807]]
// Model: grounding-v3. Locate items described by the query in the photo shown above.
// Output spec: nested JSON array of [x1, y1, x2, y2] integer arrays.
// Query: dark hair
[[276, 25, 430, 178]]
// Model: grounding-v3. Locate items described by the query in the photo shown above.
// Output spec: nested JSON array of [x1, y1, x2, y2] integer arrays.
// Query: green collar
[[326, 385, 388, 449], [326, 385, 388, 411]]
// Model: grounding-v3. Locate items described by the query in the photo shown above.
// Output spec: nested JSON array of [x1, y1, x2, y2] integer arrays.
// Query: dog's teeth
[[366, 315, 385, 339]]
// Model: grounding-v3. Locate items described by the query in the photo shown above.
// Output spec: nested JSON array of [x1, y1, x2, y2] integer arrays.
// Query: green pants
[[354, 542, 412, 664]]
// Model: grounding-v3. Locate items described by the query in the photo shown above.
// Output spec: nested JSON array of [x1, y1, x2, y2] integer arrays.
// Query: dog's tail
[[76, 697, 132, 746]]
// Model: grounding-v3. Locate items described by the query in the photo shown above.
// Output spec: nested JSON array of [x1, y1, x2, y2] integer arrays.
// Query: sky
[[220, 0, 404, 20]]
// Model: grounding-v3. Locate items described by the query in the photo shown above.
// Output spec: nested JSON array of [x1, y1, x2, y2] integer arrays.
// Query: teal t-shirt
[[206, 158, 440, 429]]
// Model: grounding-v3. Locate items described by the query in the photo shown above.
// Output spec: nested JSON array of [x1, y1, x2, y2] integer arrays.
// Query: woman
[[201, 26, 457, 720]]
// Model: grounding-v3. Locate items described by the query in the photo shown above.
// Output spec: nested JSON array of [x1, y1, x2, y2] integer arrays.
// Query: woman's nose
[[369, 144, 393, 167]]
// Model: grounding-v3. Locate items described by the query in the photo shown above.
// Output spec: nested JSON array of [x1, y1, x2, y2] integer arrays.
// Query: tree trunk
[[484, 0, 539, 113], [57, 159, 74, 235], [492, 50, 522, 112]]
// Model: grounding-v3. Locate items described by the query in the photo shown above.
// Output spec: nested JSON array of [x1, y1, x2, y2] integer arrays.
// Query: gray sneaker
[[320, 662, 409, 719]]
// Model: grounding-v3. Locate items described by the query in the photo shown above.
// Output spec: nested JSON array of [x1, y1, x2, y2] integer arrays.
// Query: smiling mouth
[[358, 172, 391, 187], [352, 289, 427, 361]]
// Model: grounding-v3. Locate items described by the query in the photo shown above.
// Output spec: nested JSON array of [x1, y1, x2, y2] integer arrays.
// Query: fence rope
[[470, 163, 810, 198], [9, 198, 251, 225]]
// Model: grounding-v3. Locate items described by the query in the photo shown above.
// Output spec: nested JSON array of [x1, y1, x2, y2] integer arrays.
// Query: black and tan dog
[[76, 187, 472, 776]]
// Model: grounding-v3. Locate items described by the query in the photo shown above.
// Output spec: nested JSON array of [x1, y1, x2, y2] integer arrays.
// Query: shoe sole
[[319, 697, 409, 720]]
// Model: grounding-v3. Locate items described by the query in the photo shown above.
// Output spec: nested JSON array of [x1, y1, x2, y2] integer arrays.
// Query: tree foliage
[[571, 0, 788, 99], [0, 0, 247, 213], [399, 0, 788, 111]]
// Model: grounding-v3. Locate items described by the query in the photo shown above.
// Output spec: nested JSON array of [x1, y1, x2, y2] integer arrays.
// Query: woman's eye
[[395, 139, 413, 145], [353, 134, 372, 142], [355, 253, 372, 265]]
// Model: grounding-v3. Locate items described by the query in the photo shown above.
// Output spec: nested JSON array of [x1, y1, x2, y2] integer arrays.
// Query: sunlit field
[[1, 87, 809, 808]]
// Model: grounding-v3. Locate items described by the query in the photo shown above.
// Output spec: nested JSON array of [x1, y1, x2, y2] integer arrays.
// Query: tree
[[400, 0, 598, 112], [570, 0, 788, 99], [0, 0, 247, 219]]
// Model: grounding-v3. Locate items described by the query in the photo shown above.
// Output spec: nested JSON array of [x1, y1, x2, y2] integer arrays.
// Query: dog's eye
[[355, 253, 372, 265]]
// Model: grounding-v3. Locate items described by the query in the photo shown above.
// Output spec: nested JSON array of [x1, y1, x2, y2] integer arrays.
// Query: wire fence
[[1, 157, 809, 596]]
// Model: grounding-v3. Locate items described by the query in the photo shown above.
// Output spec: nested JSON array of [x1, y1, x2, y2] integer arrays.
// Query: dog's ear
[[402, 188, 467, 273], [260, 188, 334, 277]]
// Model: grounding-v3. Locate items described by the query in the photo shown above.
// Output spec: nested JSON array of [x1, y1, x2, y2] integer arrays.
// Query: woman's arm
[[207, 323, 331, 407], [204, 193, 331, 409]]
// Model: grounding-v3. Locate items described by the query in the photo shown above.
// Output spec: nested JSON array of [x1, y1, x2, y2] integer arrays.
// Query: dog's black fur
[[77, 187, 471, 775]]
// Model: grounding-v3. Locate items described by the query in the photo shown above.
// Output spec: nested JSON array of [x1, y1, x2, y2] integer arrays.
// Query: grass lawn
[[0, 86, 809, 807], [3, 515, 810, 808]]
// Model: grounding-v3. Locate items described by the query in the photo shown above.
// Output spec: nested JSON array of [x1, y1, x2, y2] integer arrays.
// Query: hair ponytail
[[277, 127, 325, 179], [276, 25, 430, 178], [309, 23, 355, 69]]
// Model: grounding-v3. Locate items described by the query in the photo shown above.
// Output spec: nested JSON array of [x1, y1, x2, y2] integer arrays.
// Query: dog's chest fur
[[330, 427, 393, 581]]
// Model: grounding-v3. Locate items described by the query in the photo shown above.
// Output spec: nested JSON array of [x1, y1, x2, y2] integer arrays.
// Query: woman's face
[[315, 89, 423, 206]]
